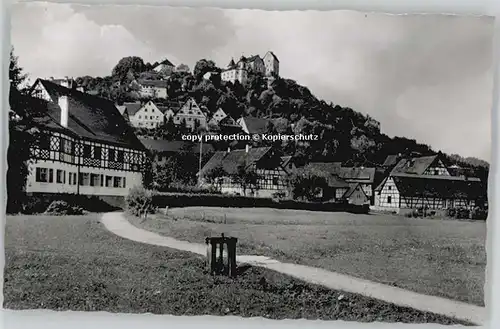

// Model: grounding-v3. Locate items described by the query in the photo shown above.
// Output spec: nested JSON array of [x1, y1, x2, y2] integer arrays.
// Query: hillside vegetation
[[74, 56, 489, 181]]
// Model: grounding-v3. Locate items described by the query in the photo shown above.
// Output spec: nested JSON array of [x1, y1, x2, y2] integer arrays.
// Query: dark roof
[[157, 58, 174, 67], [382, 155, 399, 167], [246, 55, 261, 62], [122, 102, 142, 116], [200, 147, 271, 176], [30, 79, 145, 150], [343, 183, 367, 199], [265, 51, 279, 62], [392, 175, 484, 199], [336, 167, 376, 183], [139, 138, 214, 154], [138, 79, 168, 88], [227, 59, 236, 68], [240, 116, 270, 134], [303, 163, 350, 188], [391, 155, 439, 175]]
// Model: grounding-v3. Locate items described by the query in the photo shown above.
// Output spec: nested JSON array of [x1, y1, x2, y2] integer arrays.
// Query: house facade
[[128, 101, 165, 129], [221, 58, 248, 85], [199, 146, 294, 198], [139, 137, 214, 166], [153, 59, 175, 76], [172, 98, 207, 130], [237, 116, 270, 135], [263, 51, 280, 77], [208, 108, 228, 126], [137, 80, 168, 99], [373, 154, 485, 214], [25, 79, 147, 197]]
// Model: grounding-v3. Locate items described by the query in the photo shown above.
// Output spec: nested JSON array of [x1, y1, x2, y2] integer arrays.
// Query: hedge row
[[21, 193, 121, 214], [151, 192, 370, 214]]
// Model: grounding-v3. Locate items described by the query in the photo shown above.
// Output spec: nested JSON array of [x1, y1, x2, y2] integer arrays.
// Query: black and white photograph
[[4, 2, 493, 327]]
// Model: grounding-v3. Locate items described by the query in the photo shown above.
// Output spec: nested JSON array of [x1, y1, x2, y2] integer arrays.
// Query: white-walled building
[[172, 97, 207, 130], [153, 58, 175, 76], [25, 79, 147, 197], [221, 51, 280, 85], [128, 100, 165, 129], [137, 80, 168, 99]]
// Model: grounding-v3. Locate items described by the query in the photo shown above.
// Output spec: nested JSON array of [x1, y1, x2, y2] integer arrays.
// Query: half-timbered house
[[25, 79, 147, 197], [198, 146, 295, 197], [373, 154, 486, 214]]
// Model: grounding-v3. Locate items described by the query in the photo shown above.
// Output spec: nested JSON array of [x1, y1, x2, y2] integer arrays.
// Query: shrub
[[45, 200, 85, 215], [446, 208, 457, 218], [126, 186, 155, 216], [470, 206, 488, 220]]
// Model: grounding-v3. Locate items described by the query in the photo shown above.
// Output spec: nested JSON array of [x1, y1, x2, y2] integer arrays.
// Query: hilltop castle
[[220, 51, 279, 85]]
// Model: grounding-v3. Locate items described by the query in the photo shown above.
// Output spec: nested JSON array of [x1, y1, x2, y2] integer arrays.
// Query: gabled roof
[[392, 175, 484, 199], [138, 79, 168, 88], [302, 162, 350, 188], [139, 137, 214, 154], [343, 183, 367, 199], [264, 51, 279, 62], [27, 79, 145, 150], [116, 105, 128, 116], [227, 58, 236, 68], [239, 116, 270, 134], [336, 167, 376, 183], [246, 55, 262, 62], [382, 155, 399, 167], [200, 146, 272, 176], [157, 58, 175, 67], [390, 154, 449, 176], [121, 102, 142, 116]]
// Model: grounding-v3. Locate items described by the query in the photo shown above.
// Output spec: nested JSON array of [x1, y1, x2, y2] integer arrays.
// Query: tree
[[286, 169, 327, 201], [231, 164, 260, 196], [176, 63, 191, 73], [193, 59, 218, 80], [8, 50, 42, 213], [204, 165, 227, 191], [112, 56, 146, 82], [10, 47, 27, 91]]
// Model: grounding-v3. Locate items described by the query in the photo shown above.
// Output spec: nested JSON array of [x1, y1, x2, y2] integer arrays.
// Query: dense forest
[[73, 56, 489, 182]]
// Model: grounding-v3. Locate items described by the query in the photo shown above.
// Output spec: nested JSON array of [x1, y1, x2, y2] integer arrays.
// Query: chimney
[[245, 144, 250, 153], [227, 147, 231, 153], [58, 96, 69, 127]]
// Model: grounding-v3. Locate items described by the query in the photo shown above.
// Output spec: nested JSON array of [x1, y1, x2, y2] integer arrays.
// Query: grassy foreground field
[[128, 207, 486, 306], [4, 214, 469, 324]]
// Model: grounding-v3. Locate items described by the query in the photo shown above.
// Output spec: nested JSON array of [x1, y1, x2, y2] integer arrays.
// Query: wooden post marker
[[205, 234, 238, 277]]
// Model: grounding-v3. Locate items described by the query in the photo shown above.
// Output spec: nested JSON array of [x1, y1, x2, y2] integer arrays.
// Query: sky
[[10, 3, 495, 161]]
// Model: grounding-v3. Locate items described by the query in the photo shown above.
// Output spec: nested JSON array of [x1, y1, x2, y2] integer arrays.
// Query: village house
[[373, 154, 486, 214], [304, 162, 376, 205], [153, 58, 175, 76], [237, 116, 270, 135], [24, 79, 147, 197], [115, 104, 130, 122], [199, 146, 295, 198], [128, 100, 165, 129], [208, 108, 229, 126], [137, 79, 168, 99], [48, 77, 85, 93], [139, 137, 215, 166], [172, 97, 208, 131], [221, 58, 248, 85]]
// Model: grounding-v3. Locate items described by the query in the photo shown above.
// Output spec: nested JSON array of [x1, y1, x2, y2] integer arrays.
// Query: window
[[56, 170, 65, 183], [272, 177, 279, 186], [117, 151, 124, 162], [90, 174, 100, 187], [108, 149, 116, 161], [73, 173, 77, 185], [94, 146, 102, 160], [83, 145, 91, 158], [100, 174, 104, 187], [387, 196, 392, 204], [69, 172, 72, 185], [388, 186, 392, 190], [35, 168, 48, 182], [48, 169, 54, 183], [105, 176, 113, 187], [79, 173, 90, 186], [122, 178, 127, 188], [138, 116, 142, 119], [39, 134, 50, 150], [113, 177, 122, 188]]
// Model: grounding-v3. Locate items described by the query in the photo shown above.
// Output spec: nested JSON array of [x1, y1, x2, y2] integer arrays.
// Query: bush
[[44, 200, 85, 215], [126, 186, 155, 216], [470, 206, 488, 220]]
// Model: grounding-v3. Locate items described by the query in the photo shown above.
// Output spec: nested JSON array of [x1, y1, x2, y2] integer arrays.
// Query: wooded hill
[[73, 56, 489, 181]]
